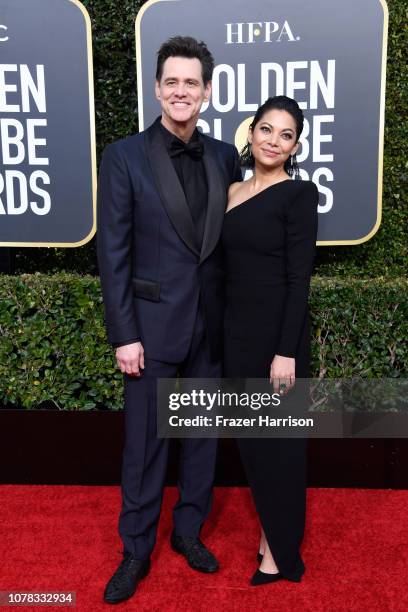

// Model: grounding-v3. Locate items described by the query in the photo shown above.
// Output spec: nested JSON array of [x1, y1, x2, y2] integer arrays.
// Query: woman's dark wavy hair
[[240, 95, 304, 179], [156, 36, 214, 85]]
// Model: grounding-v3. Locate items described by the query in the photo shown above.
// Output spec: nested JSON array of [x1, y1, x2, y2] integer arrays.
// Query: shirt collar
[[157, 118, 200, 151]]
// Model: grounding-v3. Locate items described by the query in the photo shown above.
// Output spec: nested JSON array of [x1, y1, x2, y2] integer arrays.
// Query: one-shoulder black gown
[[222, 179, 318, 582]]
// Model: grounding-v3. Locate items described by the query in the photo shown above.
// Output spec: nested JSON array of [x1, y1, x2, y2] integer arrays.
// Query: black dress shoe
[[250, 568, 283, 586], [170, 532, 219, 573], [103, 553, 150, 604]]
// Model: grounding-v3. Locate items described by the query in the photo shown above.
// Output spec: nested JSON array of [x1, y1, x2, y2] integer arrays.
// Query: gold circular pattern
[[234, 115, 255, 152]]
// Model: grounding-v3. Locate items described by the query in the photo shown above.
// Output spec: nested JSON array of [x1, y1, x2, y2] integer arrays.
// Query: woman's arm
[[270, 181, 318, 390], [276, 181, 319, 358]]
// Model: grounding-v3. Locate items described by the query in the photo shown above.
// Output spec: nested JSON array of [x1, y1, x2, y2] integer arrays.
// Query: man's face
[[155, 56, 211, 132]]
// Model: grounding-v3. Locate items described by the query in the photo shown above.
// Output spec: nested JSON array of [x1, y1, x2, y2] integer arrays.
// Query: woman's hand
[[270, 354, 295, 395]]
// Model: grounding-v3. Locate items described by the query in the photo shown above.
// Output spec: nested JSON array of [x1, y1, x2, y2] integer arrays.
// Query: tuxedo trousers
[[118, 304, 220, 560]]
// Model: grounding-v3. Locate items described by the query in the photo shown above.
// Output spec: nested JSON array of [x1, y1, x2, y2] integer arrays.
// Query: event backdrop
[[0, 0, 96, 247], [136, 0, 388, 245]]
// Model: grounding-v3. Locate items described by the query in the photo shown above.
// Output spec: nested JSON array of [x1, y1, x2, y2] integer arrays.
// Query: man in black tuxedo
[[97, 36, 241, 604]]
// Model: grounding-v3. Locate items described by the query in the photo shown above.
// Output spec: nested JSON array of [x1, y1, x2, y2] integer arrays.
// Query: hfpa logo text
[[225, 21, 299, 44]]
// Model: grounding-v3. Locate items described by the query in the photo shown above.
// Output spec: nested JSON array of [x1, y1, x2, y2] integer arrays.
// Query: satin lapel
[[200, 137, 227, 263], [145, 122, 199, 256]]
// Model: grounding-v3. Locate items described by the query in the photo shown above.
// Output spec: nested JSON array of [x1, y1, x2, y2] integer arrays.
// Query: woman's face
[[248, 108, 299, 170]]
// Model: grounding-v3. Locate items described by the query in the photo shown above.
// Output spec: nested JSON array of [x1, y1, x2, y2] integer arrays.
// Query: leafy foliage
[[0, 275, 406, 410]]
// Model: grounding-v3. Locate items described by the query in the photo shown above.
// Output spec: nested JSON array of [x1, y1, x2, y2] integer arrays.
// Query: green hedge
[[10, 0, 407, 277], [0, 274, 406, 410]]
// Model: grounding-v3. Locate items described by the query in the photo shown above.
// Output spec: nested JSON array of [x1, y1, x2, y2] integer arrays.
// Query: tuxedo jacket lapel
[[200, 136, 226, 264], [145, 120, 200, 257]]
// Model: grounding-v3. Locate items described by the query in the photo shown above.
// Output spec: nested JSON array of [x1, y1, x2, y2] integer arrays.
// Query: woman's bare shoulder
[[228, 181, 243, 198], [226, 181, 251, 213]]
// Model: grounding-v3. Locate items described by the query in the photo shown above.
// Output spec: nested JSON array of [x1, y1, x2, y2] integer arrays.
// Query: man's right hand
[[116, 342, 145, 377]]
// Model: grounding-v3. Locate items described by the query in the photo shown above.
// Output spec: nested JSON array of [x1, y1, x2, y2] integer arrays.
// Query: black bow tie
[[169, 138, 204, 160]]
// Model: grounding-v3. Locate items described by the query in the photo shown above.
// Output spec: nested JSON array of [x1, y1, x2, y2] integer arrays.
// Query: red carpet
[[0, 486, 407, 611]]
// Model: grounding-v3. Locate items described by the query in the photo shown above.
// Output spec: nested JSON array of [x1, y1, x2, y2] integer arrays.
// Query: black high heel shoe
[[250, 568, 283, 586], [257, 552, 263, 563]]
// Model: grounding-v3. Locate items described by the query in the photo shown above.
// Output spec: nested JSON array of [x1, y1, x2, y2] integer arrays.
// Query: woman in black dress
[[222, 96, 318, 585]]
